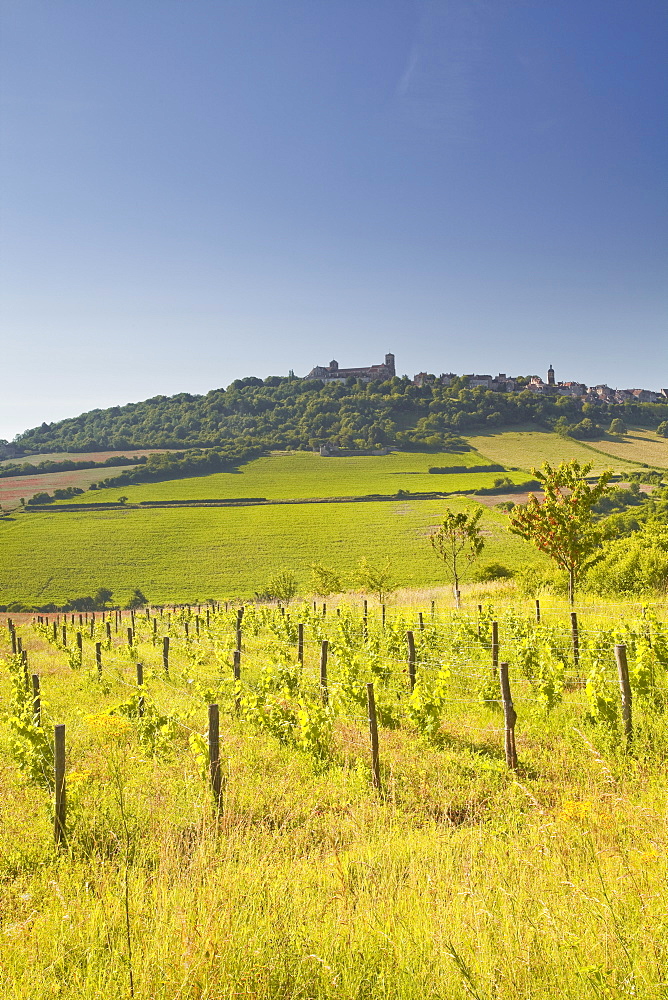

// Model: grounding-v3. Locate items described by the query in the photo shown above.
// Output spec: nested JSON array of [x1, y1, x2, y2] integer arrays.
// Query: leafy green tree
[[430, 507, 485, 607], [94, 587, 113, 608], [658, 421, 668, 438], [509, 460, 612, 605], [310, 563, 343, 597], [609, 418, 627, 435], [26, 492, 53, 505], [126, 588, 148, 609], [355, 557, 395, 604]]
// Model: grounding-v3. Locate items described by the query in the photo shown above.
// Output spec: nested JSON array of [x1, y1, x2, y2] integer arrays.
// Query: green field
[[0, 496, 543, 605], [467, 426, 650, 475], [56, 448, 526, 505], [3, 433, 659, 606], [585, 427, 668, 468]]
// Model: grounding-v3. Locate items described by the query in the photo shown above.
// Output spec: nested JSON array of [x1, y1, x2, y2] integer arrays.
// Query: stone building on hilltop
[[305, 353, 396, 382]]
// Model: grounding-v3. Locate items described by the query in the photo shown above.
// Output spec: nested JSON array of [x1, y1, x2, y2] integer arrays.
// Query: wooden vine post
[[95, 642, 102, 679], [31, 674, 41, 727], [366, 683, 382, 792], [499, 662, 518, 770], [162, 636, 170, 677], [320, 640, 329, 705], [136, 662, 144, 718], [406, 631, 416, 692], [208, 704, 222, 807], [297, 623, 304, 665], [615, 644, 633, 743], [54, 724, 66, 846], [233, 649, 241, 714], [535, 599, 541, 623], [570, 611, 580, 669], [491, 620, 499, 675]]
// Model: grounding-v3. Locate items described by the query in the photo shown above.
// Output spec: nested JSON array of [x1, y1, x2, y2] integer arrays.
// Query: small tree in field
[[508, 460, 612, 605], [94, 587, 113, 609], [310, 563, 343, 598], [126, 588, 148, 609], [355, 557, 395, 604], [430, 507, 485, 607], [266, 570, 298, 603]]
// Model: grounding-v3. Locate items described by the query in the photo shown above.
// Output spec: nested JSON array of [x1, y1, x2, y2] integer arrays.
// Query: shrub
[[26, 492, 53, 505], [586, 525, 668, 595], [261, 570, 299, 603], [472, 561, 514, 582]]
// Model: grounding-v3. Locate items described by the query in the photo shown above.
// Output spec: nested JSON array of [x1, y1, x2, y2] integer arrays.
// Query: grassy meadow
[[2, 598, 668, 999], [586, 427, 668, 468], [2, 431, 664, 606], [0, 496, 543, 606], [467, 425, 660, 475], [54, 448, 525, 506]]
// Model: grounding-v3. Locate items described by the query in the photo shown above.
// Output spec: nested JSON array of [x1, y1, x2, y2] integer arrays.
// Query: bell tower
[[384, 353, 396, 376], [547, 364, 555, 386]]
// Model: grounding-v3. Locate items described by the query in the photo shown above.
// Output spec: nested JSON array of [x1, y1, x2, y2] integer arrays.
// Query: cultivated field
[[467, 426, 645, 474], [2, 597, 668, 998], [53, 449, 526, 506], [586, 427, 668, 468], [0, 498, 543, 607]]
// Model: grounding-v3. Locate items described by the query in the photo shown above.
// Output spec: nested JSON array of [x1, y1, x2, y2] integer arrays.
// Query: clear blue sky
[[1, 0, 666, 441]]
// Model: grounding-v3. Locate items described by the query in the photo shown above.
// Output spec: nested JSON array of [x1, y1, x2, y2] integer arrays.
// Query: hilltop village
[[305, 354, 667, 404]]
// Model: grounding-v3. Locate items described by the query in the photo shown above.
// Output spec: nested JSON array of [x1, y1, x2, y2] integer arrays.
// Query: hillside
[[9, 375, 668, 458]]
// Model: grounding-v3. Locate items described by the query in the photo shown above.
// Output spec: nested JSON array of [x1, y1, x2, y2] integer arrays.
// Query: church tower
[[384, 353, 396, 377], [547, 364, 555, 386]]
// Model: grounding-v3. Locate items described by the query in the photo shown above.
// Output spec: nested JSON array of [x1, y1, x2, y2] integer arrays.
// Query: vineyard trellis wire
[[2, 595, 668, 845]]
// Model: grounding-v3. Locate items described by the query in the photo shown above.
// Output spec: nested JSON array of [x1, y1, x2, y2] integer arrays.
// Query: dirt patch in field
[[0, 468, 135, 510], [1, 448, 175, 467], [475, 491, 542, 508]]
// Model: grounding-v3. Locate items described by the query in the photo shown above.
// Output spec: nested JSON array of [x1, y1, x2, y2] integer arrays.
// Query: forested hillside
[[11, 374, 668, 457]]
